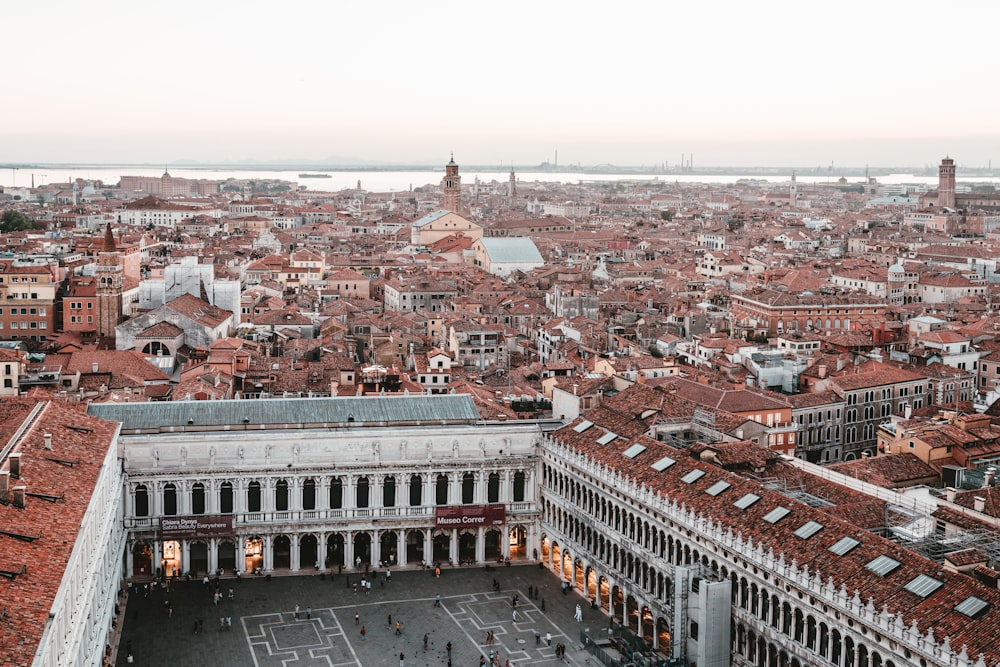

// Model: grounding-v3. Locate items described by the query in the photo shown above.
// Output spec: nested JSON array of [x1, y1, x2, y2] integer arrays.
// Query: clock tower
[[441, 154, 461, 213], [95, 223, 124, 339]]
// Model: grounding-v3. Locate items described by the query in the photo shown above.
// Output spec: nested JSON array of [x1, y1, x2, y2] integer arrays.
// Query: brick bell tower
[[938, 157, 956, 209], [95, 223, 124, 339], [441, 154, 461, 212]]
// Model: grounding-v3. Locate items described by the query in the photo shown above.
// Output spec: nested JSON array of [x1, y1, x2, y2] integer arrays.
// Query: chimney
[[817, 364, 827, 379], [92, 362, 99, 373], [9, 453, 21, 479], [985, 468, 997, 488], [945, 487, 957, 502], [904, 404, 912, 419], [12, 485, 25, 509], [0, 471, 8, 502], [974, 496, 986, 513], [43, 433, 52, 451]]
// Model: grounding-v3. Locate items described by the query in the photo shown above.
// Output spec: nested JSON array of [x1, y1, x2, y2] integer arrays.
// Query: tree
[[1, 210, 34, 232]]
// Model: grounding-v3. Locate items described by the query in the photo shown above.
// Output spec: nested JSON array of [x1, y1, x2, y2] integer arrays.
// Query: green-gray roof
[[478, 237, 543, 263], [88, 394, 481, 432]]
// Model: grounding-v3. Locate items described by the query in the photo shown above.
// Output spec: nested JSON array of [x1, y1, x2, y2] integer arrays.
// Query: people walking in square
[[434, 593, 441, 607], [395, 620, 402, 635], [360, 625, 367, 640], [423, 632, 429, 651], [355, 611, 360, 625], [399, 652, 404, 667], [575, 604, 583, 622]]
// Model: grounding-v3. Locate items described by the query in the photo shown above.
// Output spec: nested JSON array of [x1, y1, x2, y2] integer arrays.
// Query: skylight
[[865, 555, 902, 576], [828, 536, 861, 556], [680, 469, 706, 484], [651, 456, 677, 472], [733, 493, 760, 510], [762, 506, 791, 524], [793, 521, 824, 540], [904, 574, 943, 598], [596, 431, 618, 445], [622, 444, 647, 459], [573, 420, 594, 433], [955, 596, 990, 618], [705, 481, 731, 496]]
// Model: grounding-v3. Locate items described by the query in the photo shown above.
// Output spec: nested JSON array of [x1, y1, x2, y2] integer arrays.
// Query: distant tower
[[441, 154, 461, 212], [938, 157, 956, 208], [161, 167, 173, 197], [790, 171, 798, 207], [509, 168, 516, 199], [95, 223, 124, 338]]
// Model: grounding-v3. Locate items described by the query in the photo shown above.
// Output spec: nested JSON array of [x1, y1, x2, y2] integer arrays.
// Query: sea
[[1, 166, 999, 192]]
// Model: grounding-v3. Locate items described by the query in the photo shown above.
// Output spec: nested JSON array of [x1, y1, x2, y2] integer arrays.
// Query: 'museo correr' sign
[[161, 515, 235, 539], [434, 504, 506, 528]]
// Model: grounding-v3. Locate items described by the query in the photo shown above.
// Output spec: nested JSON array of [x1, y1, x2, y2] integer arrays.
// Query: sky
[[3, 0, 999, 169]]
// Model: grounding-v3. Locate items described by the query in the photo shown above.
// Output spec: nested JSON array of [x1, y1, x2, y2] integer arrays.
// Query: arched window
[[302, 478, 316, 511], [330, 478, 343, 509], [462, 472, 475, 504], [134, 484, 149, 517], [275, 479, 289, 511], [409, 475, 422, 506], [192, 482, 206, 515], [487, 472, 500, 503], [513, 471, 526, 502], [383, 477, 396, 507], [356, 477, 370, 508], [436, 474, 449, 505], [220, 481, 234, 514], [163, 483, 177, 516], [248, 481, 262, 513]]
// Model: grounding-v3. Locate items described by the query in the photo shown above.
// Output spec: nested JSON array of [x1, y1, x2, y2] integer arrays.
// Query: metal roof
[[477, 237, 543, 264], [88, 394, 481, 431]]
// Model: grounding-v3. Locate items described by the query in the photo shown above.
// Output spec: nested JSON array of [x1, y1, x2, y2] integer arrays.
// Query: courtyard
[[115, 564, 609, 666]]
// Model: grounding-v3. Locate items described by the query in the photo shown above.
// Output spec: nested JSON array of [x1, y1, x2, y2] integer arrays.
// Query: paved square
[[116, 565, 605, 666]]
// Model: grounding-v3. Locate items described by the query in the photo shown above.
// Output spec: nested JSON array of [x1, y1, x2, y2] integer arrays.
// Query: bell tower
[[441, 154, 461, 212], [95, 223, 124, 339], [938, 157, 956, 209]]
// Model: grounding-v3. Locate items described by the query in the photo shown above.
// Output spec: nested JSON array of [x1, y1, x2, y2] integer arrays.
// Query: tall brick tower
[[441, 154, 461, 212], [95, 223, 124, 339], [938, 157, 956, 209]]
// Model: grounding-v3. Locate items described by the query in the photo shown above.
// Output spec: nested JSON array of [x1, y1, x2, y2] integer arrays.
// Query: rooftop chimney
[[12, 485, 25, 509], [945, 487, 957, 502], [43, 433, 52, 451], [974, 496, 986, 513], [9, 453, 20, 479], [0, 471, 8, 503], [985, 468, 997, 488], [92, 362, 99, 373]]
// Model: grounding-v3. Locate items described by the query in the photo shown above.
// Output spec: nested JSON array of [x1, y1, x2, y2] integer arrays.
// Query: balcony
[[124, 501, 538, 530], [19, 364, 63, 385]]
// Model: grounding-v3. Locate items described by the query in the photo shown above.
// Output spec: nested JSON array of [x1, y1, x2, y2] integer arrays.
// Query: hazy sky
[[4, 0, 998, 168]]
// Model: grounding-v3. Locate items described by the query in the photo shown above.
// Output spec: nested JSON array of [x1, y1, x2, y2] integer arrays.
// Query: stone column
[[449, 528, 458, 565], [423, 529, 433, 566], [263, 535, 273, 573], [344, 531, 355, 571], [236, 536, 245, 574], [208, 538, 218, 575], [476, 526, 485, 564], [290, 534, 301, 571], [318, 533, 328, 569], [397, 529, 406, 567], [181, 540, 191, 576]]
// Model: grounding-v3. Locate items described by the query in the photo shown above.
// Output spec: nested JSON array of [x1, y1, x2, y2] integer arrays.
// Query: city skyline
[[5, 0, 999, 168]]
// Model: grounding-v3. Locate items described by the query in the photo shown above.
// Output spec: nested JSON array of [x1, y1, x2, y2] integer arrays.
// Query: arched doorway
[[540, 534, 550, 562], [485, 528, 501, 562], [273, 535, 291, 569], [244, 536, 263, 573], [406, 530, 425, 565], [432, 531, 450, 563], [508, 525, 526, 559], [657, 617, 671, 655], [217, 540, 237, 572], [551, 543, 562, 577], [326, 533, 345, 568], [132, 541, 152, 577], [379, 532, 398, 567], [458, 531, 476, 564], [598, 576, 611, 613], [353, 532, 372, 569], [300, 534, 318, 570], [189, 541, 208, 575]]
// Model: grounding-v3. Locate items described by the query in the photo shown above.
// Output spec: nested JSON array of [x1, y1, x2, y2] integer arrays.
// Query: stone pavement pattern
[[116, 564, 607, 666]]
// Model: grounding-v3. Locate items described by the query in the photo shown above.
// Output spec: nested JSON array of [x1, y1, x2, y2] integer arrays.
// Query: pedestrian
[[356, 556, 362, 569], [541, 598, 546, 611], [435, 566, 441, 578], [434, 593, 441, 607], [399, 652, 405, 667], [360, 625, 366, 640], [388, 613, 392, 627], [355, 611, 360, 625], [395, 620, 402, 635], [446, 641, 452, 656], [534, 630, 541, 645], [545, 632, 552, 646], [306, 607, 312, 619], [226, 616, 232, 630], [528, 585, 533, 598], [228, 587, 234, 600], [386, 569, 391, 582], [219, 616, 226, 631], [423, 632, 429, 651], [294, 604, 300, 619], [512, 609, 519, 622], [575, 604, 583, 622]]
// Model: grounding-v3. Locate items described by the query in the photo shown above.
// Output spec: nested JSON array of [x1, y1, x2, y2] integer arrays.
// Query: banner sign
[[160, 515, 235, 540], [435, 504, 506, 528]]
